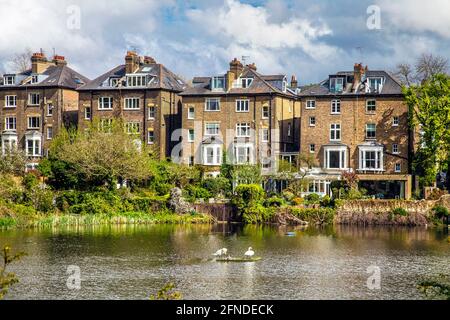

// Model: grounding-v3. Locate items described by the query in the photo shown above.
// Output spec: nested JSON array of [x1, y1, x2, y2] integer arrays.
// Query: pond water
[[1, 224, 449, 300]]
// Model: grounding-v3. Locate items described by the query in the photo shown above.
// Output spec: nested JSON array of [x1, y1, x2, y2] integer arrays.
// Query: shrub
[[432, 205, 449, 219], [282, 191, 295, 201], [30, 186, 54, 213], [242, 204, 275, 224], [202, 177, 232, 198], [232, 184, 265, 209], [320, 195, 332, 207], [292, 197, 304, 206], [305, 193, 320, 204], [264, 196, 285, 208], [184, 185, 211, 202], [391, 207, 408, 216], [290, 207, 335, 225]]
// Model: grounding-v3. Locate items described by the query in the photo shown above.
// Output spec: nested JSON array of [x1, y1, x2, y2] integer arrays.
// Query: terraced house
[[0, 52, 88, 170], [298, 63, 412, 199], [179, 58, 300, 177], [77, 51, 187, 159]]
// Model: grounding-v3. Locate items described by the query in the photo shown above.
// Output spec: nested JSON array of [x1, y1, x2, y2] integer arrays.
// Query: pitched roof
[[0, 65, 89, 89], [298, 70, 403, 96], [78, 63, 187, 92], [181, 66, 295, 97]]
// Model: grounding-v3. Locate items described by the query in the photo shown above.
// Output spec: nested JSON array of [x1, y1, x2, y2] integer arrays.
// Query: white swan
[[213, 248, 228, 256], [244, 247, 254, 257]]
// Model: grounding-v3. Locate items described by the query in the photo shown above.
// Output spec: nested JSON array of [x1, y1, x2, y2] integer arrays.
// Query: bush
[[432, 205, 449, 219], [264, 196, 285, 207], [292, 197, 304, 206], [391, 207, 408, 216], [202, 177, 231, 198], [242, 204, 275, 224], [305, 193, 320, 204], [320, 195, 332, 207], [290, 207, 335, 225], [184, 185, 212, 202], [30, 186, 54, 213], [282, 191, 295, 201], [232, 184, 265, 210]]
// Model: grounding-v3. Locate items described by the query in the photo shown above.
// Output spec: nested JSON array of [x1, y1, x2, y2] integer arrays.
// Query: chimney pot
[[291, 75, 298, 88], [247, 63, 257, 71]]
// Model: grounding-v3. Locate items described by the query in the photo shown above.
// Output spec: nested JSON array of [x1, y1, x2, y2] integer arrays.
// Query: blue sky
[[0, 0, 449, 84]]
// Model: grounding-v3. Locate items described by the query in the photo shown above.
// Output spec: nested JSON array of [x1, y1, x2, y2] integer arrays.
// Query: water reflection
[[1, 224, 448, 300]]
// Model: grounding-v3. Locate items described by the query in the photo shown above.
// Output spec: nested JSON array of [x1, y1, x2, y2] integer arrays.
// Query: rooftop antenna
[[242, 55, 250, 65]]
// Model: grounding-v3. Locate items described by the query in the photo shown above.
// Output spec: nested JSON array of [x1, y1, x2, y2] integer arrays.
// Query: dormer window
[[282, 79, 288, 92], [367, 77, 384, 93], [330, 77, 344, 93], [30, 75, 38, 84], [211, 76, 225, 90], [241, 78, 253, 88], [3, 75, 15, 86], [109, 78, 119, 87], [126, 74, 147, 87]]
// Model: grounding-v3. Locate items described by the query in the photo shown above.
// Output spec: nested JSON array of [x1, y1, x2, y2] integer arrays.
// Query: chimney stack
[[353, 63, 366, 91], [52, 55, 67, 66], [31, 52, 51, 74], [125, 51, 141, 74], [247, 63, 257, 71], [143, 56, 156, 64], [291, 75, 298, 89], [226, 58, 244, 90]]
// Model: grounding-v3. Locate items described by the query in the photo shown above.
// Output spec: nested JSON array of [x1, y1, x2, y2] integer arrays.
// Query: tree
[[0, 245, 26, 300], [394, 53, 449, 85], [279, 153, 318, 196], [11, 48, 33, 73], [43, 119, 156, 189], [0, 149, 28, 176], [231, 165, 262, 186], [404, 74, 450, 186]]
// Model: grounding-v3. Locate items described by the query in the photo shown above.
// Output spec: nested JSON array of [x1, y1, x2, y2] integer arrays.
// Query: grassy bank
[[0, 211, 213, 229]]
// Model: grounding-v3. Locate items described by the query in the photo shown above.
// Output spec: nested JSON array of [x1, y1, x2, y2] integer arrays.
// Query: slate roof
[[78, 63, 187, 92], [0, 65, 89, 89], [181, 66, 296, 97], [298, 70, 403, 96]]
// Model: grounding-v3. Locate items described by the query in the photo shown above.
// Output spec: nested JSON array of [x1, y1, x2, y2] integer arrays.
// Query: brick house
[[0, 52, 89, 170], [298, 63, 412, 199], [179, 58, 300, 178], [77, 51, 187, 159]]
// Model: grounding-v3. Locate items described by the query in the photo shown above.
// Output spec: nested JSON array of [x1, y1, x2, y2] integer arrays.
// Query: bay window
[[203, 145, 222, 165], [358, 146, 384, 171]]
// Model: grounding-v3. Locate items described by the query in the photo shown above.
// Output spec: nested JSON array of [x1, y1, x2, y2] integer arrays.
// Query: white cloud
[[378, 0, 450, 38], [186, 0, 340, 62]]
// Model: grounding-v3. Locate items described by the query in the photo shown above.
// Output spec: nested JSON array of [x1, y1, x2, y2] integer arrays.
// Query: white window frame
[[47, 103, 54, 116], [26, 136, 41, 157], [124, 97, 140, 110], [358, 146, 384, 172], [85, 106, 92, 120], [310, 144, 316, 153], [4, 117, 16, 131], [203, 145, 222, 166], [188, 106, 195, 120], [233, 143, 254, 165], [5, 95, 16, 108], [28, 93, 40, 106], [306, 100, 316, 109], [188, 129, 195, 142], [27, 116, 41, 129], [366, 100, 376, 113], [241, 78, 253, 88], [47, 127, 53, 140], [205, 123, 220, 136], [99, 97, 113, 110], [393, 116, 399, 126], [366, 123, 376, 140], [125, 122, 141, 134], [205, 98, 220, 111], [126, 74, 148, 87], [330, 77, 344, 93], [211, 76, 225, 90], [100, 119, 113, 132], [3, 75, 15, 86], [395, 163, 401, 173], [331, 100, 341, 114], [261, 128, 269, 142], [309, 116, 316, 127], [147, 130, 155, 144], [392, 144, 399, 154], [262, 105, 269, 119], [330, 123, 341, 141], [236, 99, 250, 112], [236, 123, 251, 137], [1, 135, 18, 155], [147, 106, 156, 120], [324, 146, 347, 170]]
